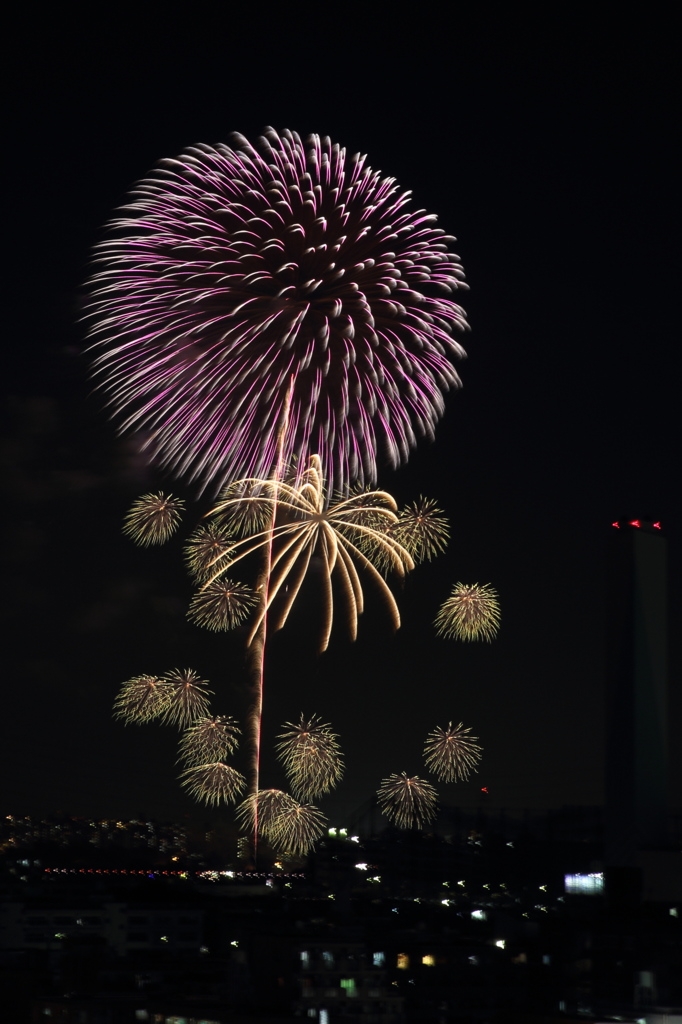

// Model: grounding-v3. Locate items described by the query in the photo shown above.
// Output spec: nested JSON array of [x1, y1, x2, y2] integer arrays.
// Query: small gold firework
[[122, 492, 184, 546], [184, 523, 233, 582], [187, 579, 258, 631], [113, 674, 171, 724], [389, 498, 449, 564], [178, 716, 241, 766], [214, 480, 274, 538], [159, 668, 213, 727], [377, 773, 438, 829], [267, 800, 328, 857], [179, 762, 245, 807], [435, 583, 501, 641], [236, 789, 299, 840], [276, 714, 344, 801], [424, 722, 482, 782]]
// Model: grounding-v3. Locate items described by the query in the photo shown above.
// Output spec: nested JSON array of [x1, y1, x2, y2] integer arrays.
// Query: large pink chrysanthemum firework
[[87, 128, 468, 496]]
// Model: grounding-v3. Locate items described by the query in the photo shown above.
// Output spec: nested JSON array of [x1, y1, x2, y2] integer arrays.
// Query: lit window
[[322, 951, 334, 967], [372, 952, 385, 967], [564, 872, 604, 895], [471, 909, 486, 920], [320, 1011, 329, 1024], [494, 939, 505, 949], [300, 951, 310, 966], [340, 978, 357, 996], [397, 953, 410, 970], [421, 955, 435, 966]]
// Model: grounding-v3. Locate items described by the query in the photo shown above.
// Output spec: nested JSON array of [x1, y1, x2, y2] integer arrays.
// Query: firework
[[236, 789, 299, 839], [113, 674, 171, 723], [377, 773, 438, 829], [435, 583, 501, 641], [158, 668, 213, 727], [179, 715, 241, 765], [122, 492, 184, 546], [180, 761, 245, 807], [87, 128, 468, 496], [389, 499, 449, 564], [187, 579, 258, 631], [205, 454, 414, 651], [215, 480, 275, 537], [276, 714, 344, 801], [267, 800, 328, 857], [184, 523, 233, 581], [423, 722, 482, 782]]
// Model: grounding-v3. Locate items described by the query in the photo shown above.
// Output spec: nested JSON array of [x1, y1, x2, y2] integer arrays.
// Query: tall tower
[[605, 519, 668, 866]]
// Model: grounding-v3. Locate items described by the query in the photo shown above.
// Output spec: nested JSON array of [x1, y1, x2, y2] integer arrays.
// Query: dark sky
[[4, 12, 679, 828]]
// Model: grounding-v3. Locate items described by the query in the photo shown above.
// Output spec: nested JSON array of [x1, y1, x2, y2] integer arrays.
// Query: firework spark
[[158, 668, 213, 727], [122, 492, 184, 546], [424, 722, 482, 782], [204, 454, 414, 651], [377, 773, 438, 829], [113, 674, 171, 724], [276, 714, 344, 801], [180, 761, 245, 807], [187, 579, 258, 631], [87, 128, 468, 496], [435, 583, 501, 641], [179, 715, 241, 766]]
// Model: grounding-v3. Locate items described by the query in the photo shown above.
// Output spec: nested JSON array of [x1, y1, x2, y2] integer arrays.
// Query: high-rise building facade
[[605, 519, 668, 866]]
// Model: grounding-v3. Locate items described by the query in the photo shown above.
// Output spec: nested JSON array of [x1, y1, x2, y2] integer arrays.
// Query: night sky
[[4, 12, 679, 829]]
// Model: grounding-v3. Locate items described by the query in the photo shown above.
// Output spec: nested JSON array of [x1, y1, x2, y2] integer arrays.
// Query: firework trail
[[435, 583, 501, 641], [276, 714, 344, 801], [377, 773, 438, 829], [87, 129, 468, 497], [123, 493, 184, 546], [423, 722, 482, 782]]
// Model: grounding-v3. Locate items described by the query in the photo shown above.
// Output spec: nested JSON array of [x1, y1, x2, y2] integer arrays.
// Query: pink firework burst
[[87, 129, 468, 496]]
